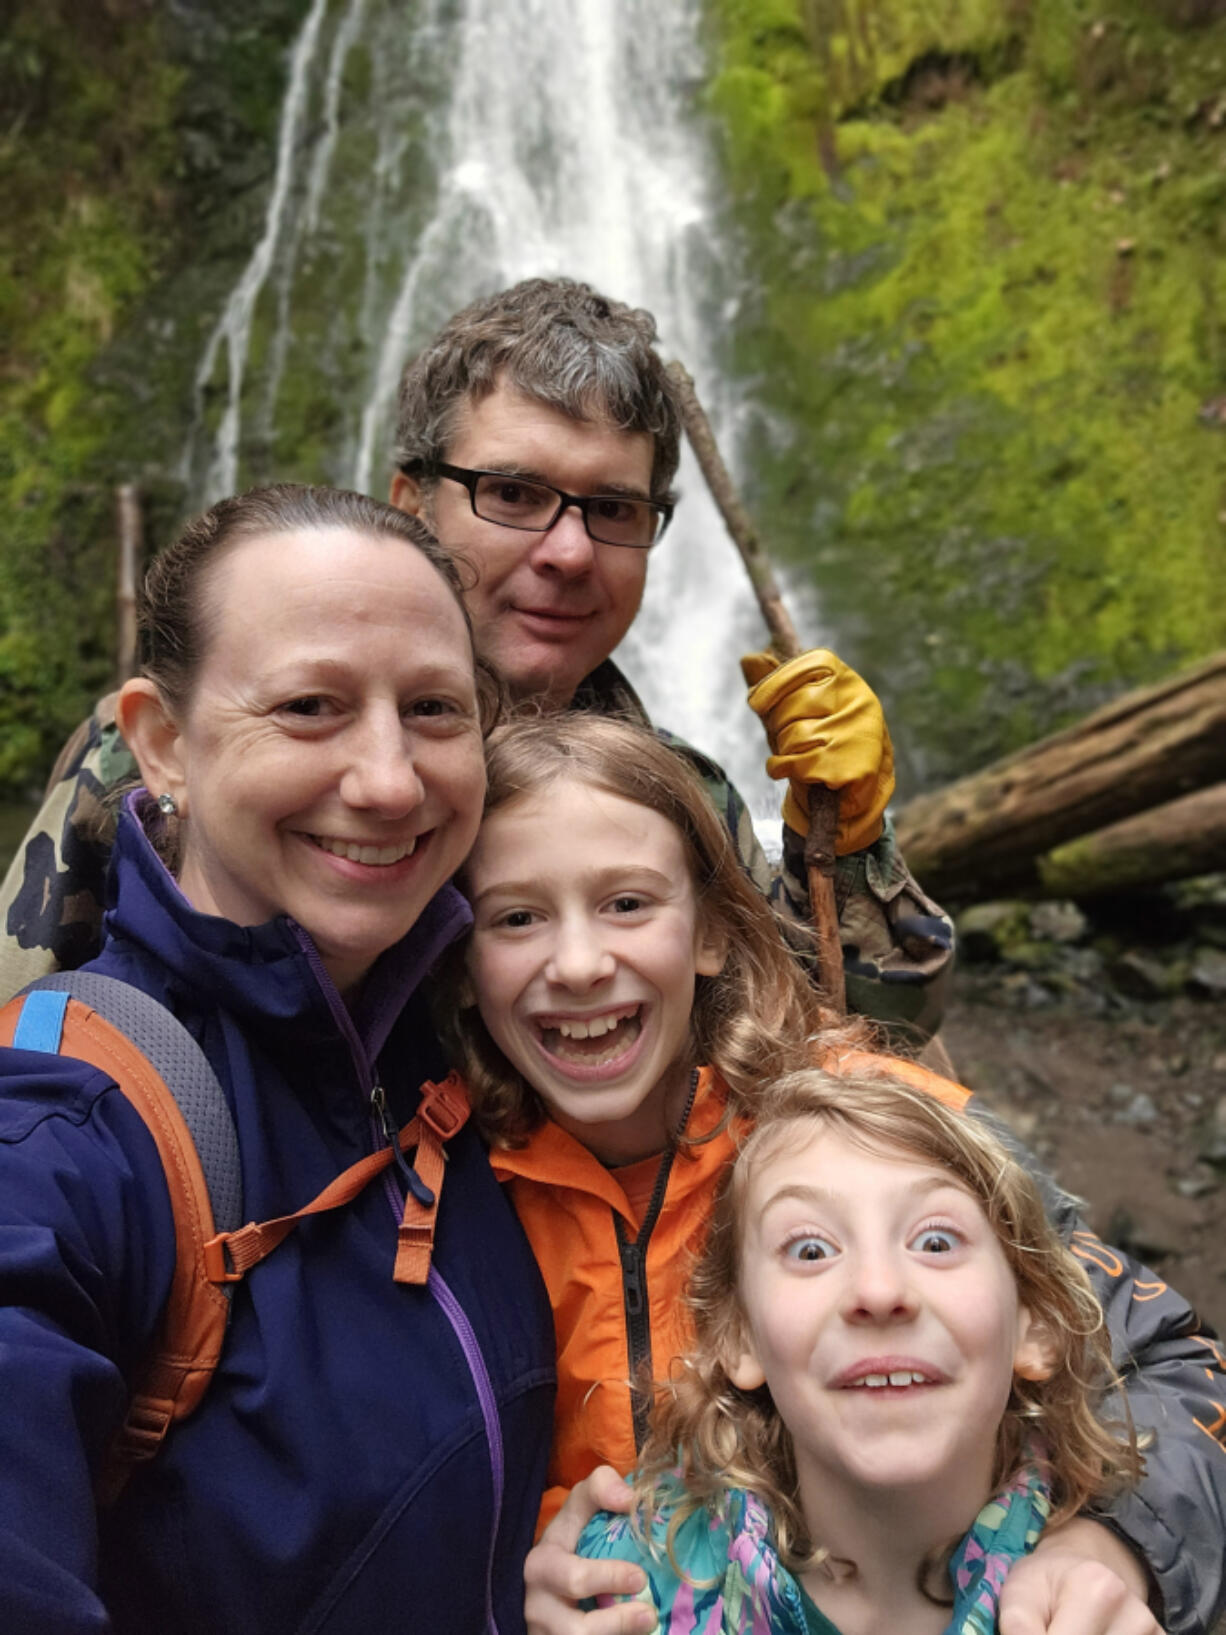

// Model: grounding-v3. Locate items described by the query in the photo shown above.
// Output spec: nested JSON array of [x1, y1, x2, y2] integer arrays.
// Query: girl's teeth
[[314, 836, 416, 866], [556, 1009, 635, 1041], [853, 1371, 929, 1388], [542, 1010, 642, 1063]]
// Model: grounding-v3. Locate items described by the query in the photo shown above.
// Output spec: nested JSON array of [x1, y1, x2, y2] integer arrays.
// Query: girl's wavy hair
[[637, 1068, 1142, 1574], [437, 713, 871, 1146]]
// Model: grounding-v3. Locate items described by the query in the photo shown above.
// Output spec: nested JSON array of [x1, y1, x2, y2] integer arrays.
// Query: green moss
[[0, 1, 313, 796], [705, 0, 1226, 789]]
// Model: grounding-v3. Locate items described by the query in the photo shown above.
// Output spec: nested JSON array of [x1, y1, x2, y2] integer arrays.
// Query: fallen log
[[894, 651, 1226, 902], [1033, 783, 1226, 900]]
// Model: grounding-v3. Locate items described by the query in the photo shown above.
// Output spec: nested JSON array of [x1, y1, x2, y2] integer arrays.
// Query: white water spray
[[180, 0, 331, 501], [182, 0, 821, 820]]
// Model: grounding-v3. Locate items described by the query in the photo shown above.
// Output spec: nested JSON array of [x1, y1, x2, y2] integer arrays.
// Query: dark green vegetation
[[0, 0, 311, 795], [704, 0, 1226, 789]]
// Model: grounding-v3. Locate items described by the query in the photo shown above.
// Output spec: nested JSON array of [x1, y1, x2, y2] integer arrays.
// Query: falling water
[[179, 0, 823, 822]]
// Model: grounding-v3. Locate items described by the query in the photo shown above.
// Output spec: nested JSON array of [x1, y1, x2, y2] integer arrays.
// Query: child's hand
[[524, 1467, 657, 1635], [999, 1518, 1164, 1635]]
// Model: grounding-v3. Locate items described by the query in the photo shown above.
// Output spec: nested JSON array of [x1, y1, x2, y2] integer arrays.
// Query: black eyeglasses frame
[[400, 460, 673, 549]]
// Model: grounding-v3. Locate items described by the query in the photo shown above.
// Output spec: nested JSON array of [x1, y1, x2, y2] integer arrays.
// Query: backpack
[[0, 970, 469, 1502]]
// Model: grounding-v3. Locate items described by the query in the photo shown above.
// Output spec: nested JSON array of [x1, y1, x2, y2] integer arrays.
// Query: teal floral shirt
[[578, 1462, 1050, 1635]]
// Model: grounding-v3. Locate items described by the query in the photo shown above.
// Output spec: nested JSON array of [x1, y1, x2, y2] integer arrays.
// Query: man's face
[[390, 382, 655, 706]]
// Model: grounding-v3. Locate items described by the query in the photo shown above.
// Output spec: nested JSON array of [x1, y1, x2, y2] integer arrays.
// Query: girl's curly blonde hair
[[636, 1068, 1142, 1572], [438, 712, 872, 1146]]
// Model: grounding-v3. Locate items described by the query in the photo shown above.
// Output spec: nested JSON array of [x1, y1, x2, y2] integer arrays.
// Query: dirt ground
[[942, 979, 1226, 1337]]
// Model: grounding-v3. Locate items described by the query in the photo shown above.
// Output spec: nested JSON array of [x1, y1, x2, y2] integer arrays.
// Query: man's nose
[[528, 501, 597, 576], [339, 711, 427, 816], [544, 915, 615, 990]]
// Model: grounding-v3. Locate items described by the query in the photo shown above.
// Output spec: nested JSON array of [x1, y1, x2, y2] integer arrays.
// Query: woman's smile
[[163, 528, 487, 994], [307, 833, 421, 866]]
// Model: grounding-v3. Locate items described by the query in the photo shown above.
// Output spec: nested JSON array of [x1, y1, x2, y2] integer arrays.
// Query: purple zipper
[[429, 1266, 506, 1635], [291, 925, 403, 1216], [292, 923, 505, 1634]]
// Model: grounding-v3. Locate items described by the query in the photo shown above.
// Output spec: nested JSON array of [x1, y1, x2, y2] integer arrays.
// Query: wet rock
[[957, 902, 1029, 963], [998, 971, 1053, 1009], [1030, 900, 1088, 943], [1114, 1091, 1159, 1127], [1106, 1206, 1177, 1263], [1062, 947, 1105, 982], [1199, 1095, 1226, 1169], [1109, 950, 1180, 999], [1171, 1166, 1221, 1199], [1187, 946, 1226, 999]]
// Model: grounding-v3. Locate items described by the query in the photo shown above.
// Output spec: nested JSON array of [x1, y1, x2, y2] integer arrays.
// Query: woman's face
[[167, 527, 486, 993]]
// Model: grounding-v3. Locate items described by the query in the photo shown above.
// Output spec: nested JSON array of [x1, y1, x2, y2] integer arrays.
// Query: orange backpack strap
[[0, 974, 242, 1503], [206, 1073, 471, 1289], [0, 979, 473, 1497], [392, 1075, 470, 1285]]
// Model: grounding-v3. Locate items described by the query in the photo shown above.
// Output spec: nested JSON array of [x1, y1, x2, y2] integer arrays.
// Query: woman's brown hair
[[138, 482, 501, 727]]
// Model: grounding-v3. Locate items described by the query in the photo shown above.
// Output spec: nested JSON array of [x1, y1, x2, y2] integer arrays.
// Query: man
[[1, 277, 953, 1038]]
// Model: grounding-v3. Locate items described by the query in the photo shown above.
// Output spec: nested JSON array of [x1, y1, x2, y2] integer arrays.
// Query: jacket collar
[[490, 1065, 736, 1220], [571, 658, 652, 725], [102, 794, 469, 1054]]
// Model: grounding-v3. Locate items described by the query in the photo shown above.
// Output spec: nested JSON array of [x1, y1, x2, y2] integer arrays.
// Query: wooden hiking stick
[[666, 361, 846, 1015]]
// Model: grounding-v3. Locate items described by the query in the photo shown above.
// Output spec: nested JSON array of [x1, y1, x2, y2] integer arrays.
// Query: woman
[[0, 485, 554, 1634]]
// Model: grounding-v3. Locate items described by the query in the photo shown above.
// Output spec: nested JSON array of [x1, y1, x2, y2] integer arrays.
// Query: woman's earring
[[157, 792, 179, 817]]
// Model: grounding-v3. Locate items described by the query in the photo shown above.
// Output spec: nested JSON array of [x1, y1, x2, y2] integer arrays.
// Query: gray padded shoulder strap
[[30, 971, 243, 1234]]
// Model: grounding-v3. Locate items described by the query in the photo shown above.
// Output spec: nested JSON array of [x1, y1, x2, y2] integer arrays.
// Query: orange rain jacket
[[488, 1055, 969, 1532]]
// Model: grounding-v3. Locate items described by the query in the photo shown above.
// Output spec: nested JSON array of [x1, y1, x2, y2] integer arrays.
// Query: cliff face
[[704, 0, 1226, 789], [0, 0, 311, 793]]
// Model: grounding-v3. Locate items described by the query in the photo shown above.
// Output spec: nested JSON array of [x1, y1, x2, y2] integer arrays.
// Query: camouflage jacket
[[0, 664, 954, 1038]]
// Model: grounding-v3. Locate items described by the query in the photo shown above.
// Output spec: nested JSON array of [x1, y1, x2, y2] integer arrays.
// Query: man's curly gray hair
[[393, 277, 683, 502]]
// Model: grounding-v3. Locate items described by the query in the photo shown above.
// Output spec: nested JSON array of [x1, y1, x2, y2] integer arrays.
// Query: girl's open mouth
[[537, 1005, 643, 1068]]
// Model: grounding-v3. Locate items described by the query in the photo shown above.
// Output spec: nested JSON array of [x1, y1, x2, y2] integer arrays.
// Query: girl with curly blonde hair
[[578, 1069, 1142, 1635]]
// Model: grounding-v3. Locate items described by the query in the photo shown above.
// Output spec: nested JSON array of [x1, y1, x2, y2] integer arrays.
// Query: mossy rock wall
[[704, 0, 1226, 790], [0, 0, 314, 795]]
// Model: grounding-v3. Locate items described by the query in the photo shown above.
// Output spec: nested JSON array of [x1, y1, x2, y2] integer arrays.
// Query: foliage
[[0, 0, 311, 797], [704, 0, 1226, 788]]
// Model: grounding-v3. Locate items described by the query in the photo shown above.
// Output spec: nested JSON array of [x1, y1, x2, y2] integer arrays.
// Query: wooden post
[[666, 361, 845, 1013], [115, 484, 142, 684]]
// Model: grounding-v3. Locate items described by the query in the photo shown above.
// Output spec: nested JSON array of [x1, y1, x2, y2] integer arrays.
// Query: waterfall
[[179, 0, 822, 824]]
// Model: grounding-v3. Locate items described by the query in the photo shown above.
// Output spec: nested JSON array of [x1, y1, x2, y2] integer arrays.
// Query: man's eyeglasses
[[403, 461, 673, 549]]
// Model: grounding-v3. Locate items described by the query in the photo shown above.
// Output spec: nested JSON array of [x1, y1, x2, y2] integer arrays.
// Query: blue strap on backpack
[[2, 971, 242, 1501]]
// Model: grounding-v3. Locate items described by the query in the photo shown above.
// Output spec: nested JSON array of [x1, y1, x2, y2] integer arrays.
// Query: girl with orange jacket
[[438, 713, 948, 1530]]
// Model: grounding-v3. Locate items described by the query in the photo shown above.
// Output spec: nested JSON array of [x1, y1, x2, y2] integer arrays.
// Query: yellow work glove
[[742, 648, 895, 854]]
